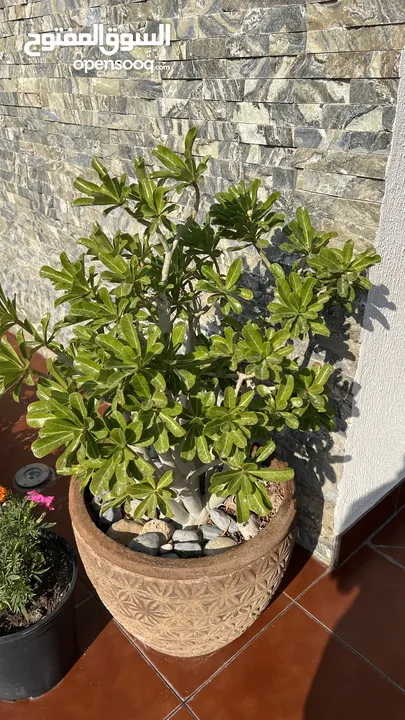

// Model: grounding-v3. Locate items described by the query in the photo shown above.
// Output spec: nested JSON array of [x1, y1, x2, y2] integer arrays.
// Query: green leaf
[[173, 369, 196, 390], [238, 390, 254, 409], [310, 322, 330, 337], [224, 386, 236, 409], [96, 334, 126, 357], [251, 468, 294, 482], [99, 252, 128, 275], [254, 440, 276, 463], [157, 470, 173, 490], [120, 314, 141, 352], [342, 240, 354, 265], [195, 434, 212, 463], [153, 145, 185, 171], [154, 424, 170, 453], [132, 374, 151, 398], [300, 277, 316, 309], [236, 492, 250, 523], [74, 178, 102, 195], [242, 324, 263, 354], [74, 354, 101, 379], [32, 434, 67, 458], [225, 258, 242, 289], [91, 157, 108, 178], [69, 392, 87, 419], [26, 401, 51, 428], [159, 410, 186, 437], [337, 276, 349, 298], [249, 487, 272, 516], [275, 375, 294, 411], [185, 127, 197, 154], [313, 364, 333, 388], [269, 263, 285, 280], [91, 459, 116, 495], [238, 288, 253, 300]]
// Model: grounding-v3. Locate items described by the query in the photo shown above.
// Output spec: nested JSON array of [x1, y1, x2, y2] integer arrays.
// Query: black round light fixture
[[13, 463, 56, 491]]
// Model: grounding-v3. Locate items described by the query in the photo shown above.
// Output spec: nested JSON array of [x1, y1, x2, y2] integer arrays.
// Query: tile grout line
[[292, 600, 405, 695], [116, 622, 186, 705], [283, 564, 331, 603], [367, 543, 405, 572], [162, 701, 191, 720], [183, 703, 200, 720], [163, 702, 200, 720], [395, 490, 404, 512], [368, 501, 405, 545], [74, 592, 95, 610], [184, 601, 294, 704], [335, 500, 405, 570]]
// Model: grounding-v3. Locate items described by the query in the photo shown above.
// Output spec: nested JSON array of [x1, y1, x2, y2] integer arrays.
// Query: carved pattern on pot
[[73, 527, 294, 657]]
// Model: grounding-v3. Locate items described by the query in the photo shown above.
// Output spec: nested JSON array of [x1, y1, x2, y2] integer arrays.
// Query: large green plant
[[0, 130, 380, 524]]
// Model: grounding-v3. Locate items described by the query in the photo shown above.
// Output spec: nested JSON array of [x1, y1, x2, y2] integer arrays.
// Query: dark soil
[[0, 537, 72, 637]]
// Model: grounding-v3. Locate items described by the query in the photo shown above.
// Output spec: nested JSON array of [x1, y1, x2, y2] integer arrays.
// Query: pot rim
[[0, 533, 78, 645], [69, 477, 296, 581]]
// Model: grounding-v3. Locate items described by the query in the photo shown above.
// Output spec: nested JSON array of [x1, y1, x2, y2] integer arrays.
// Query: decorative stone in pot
[[69, 479, 295, 658]]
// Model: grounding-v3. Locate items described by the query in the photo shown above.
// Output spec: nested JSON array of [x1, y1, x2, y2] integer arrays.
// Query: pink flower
[[26, 491, 55, 511]]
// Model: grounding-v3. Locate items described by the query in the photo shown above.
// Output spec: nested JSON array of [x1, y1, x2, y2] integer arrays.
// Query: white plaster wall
[[334, 53, 405, 535]]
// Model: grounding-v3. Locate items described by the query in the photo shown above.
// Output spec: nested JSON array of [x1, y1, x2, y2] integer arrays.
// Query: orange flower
[[0, 486, 8, 503]]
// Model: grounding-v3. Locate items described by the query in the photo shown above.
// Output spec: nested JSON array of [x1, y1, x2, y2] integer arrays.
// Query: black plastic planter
[[0, 534, 78, 701]]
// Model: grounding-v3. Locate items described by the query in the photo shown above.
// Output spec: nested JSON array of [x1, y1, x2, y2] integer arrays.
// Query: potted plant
[[0, 130, 380, 657], [0, 487, 77, 700]]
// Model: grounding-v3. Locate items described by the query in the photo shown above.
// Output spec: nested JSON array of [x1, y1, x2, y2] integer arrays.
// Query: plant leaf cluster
[[0, 130, 381, 523], [0, 492, 54, 621]]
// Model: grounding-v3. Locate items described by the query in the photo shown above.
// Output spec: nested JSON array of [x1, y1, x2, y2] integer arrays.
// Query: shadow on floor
[[304, 483, 405, 719]]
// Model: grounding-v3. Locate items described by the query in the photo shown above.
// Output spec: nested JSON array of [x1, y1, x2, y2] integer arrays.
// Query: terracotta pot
[[69, 479, 296, 657]]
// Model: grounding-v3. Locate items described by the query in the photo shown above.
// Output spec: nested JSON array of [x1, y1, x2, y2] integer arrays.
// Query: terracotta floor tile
[[299, 545, 405, 689], [189, 604, 405, 720], [337, 487, 399, 565], [279, 543, 326, 599], [5, 332, 48, 375], [0, 387, 70, 504], [75, 595, 112, 654], [0, 388, 38, 458], [372, 507, 405, 548], [0, 435, 70, 505], [3, 597, 179, 720], [126, 592, 290, 699]]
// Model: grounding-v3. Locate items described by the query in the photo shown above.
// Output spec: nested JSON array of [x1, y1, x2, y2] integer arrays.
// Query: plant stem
[[300, 333, 316, 370], [187, 459, 221, 485], [254, 246, 273, 273], [32, 369, 49, 379], [192, 182, 200, 218], [235, 371, 255, 397]]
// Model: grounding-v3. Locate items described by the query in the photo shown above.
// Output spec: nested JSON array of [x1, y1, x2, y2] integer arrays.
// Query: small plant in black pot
[[0, 487, 77, 701]]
